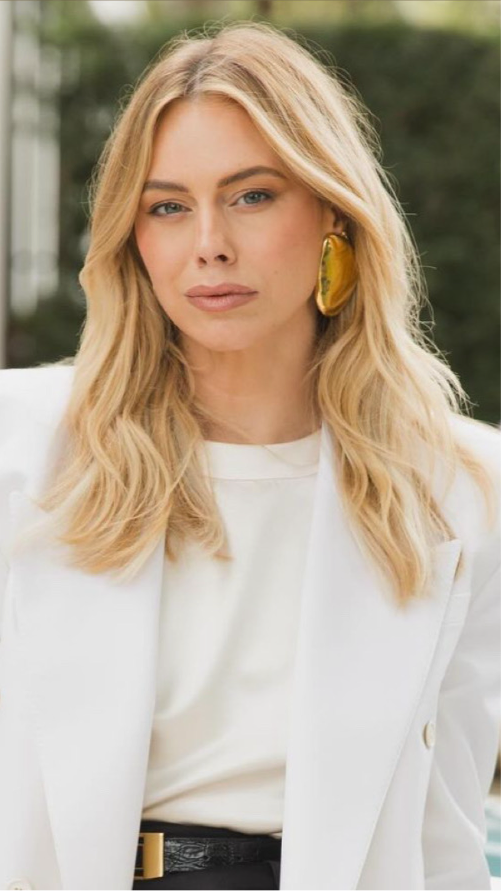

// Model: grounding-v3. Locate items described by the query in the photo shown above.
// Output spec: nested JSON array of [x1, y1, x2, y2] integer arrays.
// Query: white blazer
[[0, 365, 499, 891]]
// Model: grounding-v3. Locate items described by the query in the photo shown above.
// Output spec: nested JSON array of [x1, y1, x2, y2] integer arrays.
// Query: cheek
[[263, 215, 321, 293], [265, 209, 320, 262], [134, 223, 176, 286]]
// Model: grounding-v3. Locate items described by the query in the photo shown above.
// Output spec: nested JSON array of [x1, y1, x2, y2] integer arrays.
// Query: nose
[[193, 209, 236, 266]]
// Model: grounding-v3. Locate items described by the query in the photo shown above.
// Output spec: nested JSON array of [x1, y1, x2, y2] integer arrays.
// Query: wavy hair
[[32, 20, 496, 604]]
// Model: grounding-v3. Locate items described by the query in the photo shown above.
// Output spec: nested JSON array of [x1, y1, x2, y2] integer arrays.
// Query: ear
[[330, 204, 348, 233]]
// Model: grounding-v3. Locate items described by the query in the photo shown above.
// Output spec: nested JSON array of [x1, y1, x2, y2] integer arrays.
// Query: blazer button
[[423, 721, 436, 748], [7, 881, 33, 890]]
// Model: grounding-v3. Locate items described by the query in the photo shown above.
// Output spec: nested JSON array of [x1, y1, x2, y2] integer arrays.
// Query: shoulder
[[452, 415, 501, 533], [0, 362, 75, 430], [445, 414, 500, 592], [449, 413, 500, 472], [0, 364, 76, 504]]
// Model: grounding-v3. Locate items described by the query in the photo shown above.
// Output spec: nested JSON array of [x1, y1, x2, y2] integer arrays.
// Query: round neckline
[[198, 426, 322, 480]]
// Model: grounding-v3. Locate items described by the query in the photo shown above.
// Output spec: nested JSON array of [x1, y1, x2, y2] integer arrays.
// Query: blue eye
[[148, 189, 273, 217], [149, 202, 183, 217], [237, 189, 273, 205]]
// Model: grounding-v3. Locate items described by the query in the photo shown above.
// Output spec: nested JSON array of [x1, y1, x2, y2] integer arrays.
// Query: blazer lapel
[[279, 422, 462, 890], [8, 490, 166, 890], [7, 420, 462, 891]]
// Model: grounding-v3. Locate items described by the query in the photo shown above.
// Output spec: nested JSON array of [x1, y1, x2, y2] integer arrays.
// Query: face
[[134, 95, 342, 357]]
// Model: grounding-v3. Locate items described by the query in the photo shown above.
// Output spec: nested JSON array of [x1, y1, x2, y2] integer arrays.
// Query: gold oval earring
[[314, 232, 358, 317]]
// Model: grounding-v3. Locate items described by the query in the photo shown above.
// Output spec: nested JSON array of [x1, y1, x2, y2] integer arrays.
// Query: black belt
[[135, 830, 282, 880]]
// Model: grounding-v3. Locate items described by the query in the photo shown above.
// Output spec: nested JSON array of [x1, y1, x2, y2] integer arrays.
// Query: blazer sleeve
[[0, 550, 7, 644], [0, 370, 11, 647], [0, 363, 74, 646], [422, 474, 500, 889]]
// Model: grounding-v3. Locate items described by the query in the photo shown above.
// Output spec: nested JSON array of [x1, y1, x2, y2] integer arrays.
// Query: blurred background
[[0, 0, 499, 877]]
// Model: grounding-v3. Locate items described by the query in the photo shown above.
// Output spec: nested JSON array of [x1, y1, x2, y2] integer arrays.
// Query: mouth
[[186, 291, 258, 312]]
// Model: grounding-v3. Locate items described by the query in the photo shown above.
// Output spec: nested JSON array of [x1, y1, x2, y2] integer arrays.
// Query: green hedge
[[9, 13, 499, 422]]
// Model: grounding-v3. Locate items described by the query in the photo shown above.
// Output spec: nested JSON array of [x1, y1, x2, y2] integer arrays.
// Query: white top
[[141, 427, 321, 838]]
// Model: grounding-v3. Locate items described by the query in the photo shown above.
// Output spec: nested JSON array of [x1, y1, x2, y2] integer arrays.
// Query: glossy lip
[[187, 292, 258, 312], [185, 282, 255, 297]]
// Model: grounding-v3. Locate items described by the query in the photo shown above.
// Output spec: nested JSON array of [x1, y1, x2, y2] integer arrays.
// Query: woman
[[0, 19, 499, 891]]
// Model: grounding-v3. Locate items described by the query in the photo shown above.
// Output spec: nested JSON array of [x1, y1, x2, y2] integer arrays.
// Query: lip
[[187, 292, 258, 312], [185, 282, 256, 297]]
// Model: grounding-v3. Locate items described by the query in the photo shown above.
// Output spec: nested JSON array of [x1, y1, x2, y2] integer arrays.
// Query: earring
[[315, 231, 358, 317]]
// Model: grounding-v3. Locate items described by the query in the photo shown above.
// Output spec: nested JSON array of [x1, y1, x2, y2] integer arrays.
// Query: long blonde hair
[[33, 20, 496, 604]]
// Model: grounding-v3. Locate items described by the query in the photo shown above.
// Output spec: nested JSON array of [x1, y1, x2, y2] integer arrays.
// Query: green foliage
[[322, 23, 500, 422], [8, 290, 86, 367], [9, 8, 499, 422]]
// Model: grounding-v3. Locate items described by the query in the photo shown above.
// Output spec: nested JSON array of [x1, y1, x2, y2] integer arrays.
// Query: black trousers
[[131, 819, 282, 890]]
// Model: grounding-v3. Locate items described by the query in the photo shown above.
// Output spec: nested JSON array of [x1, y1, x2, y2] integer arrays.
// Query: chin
[[178, 319, 265, 353]]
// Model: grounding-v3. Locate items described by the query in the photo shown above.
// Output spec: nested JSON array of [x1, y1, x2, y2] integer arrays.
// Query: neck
[[181, 311, 321, 444]]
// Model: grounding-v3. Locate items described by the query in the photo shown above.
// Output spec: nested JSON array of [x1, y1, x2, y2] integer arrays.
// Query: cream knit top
[[141, 427, 321, 838]]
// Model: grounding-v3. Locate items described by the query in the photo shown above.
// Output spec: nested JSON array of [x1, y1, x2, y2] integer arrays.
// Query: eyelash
[[147, 189, 275, 217]]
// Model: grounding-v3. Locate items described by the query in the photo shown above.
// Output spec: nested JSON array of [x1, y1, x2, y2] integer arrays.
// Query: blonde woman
[[0, 20, 499, 891]]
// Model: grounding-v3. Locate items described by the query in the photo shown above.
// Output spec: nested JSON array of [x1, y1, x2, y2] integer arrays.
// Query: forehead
[[157, 94, 256, 135], [149, 95, 281, 172]]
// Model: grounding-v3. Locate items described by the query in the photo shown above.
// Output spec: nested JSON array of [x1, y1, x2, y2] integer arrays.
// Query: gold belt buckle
[[135, 832, 164, 880]]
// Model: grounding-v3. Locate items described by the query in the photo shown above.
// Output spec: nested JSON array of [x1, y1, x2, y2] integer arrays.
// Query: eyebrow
[[142, 165, 288, 193]]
